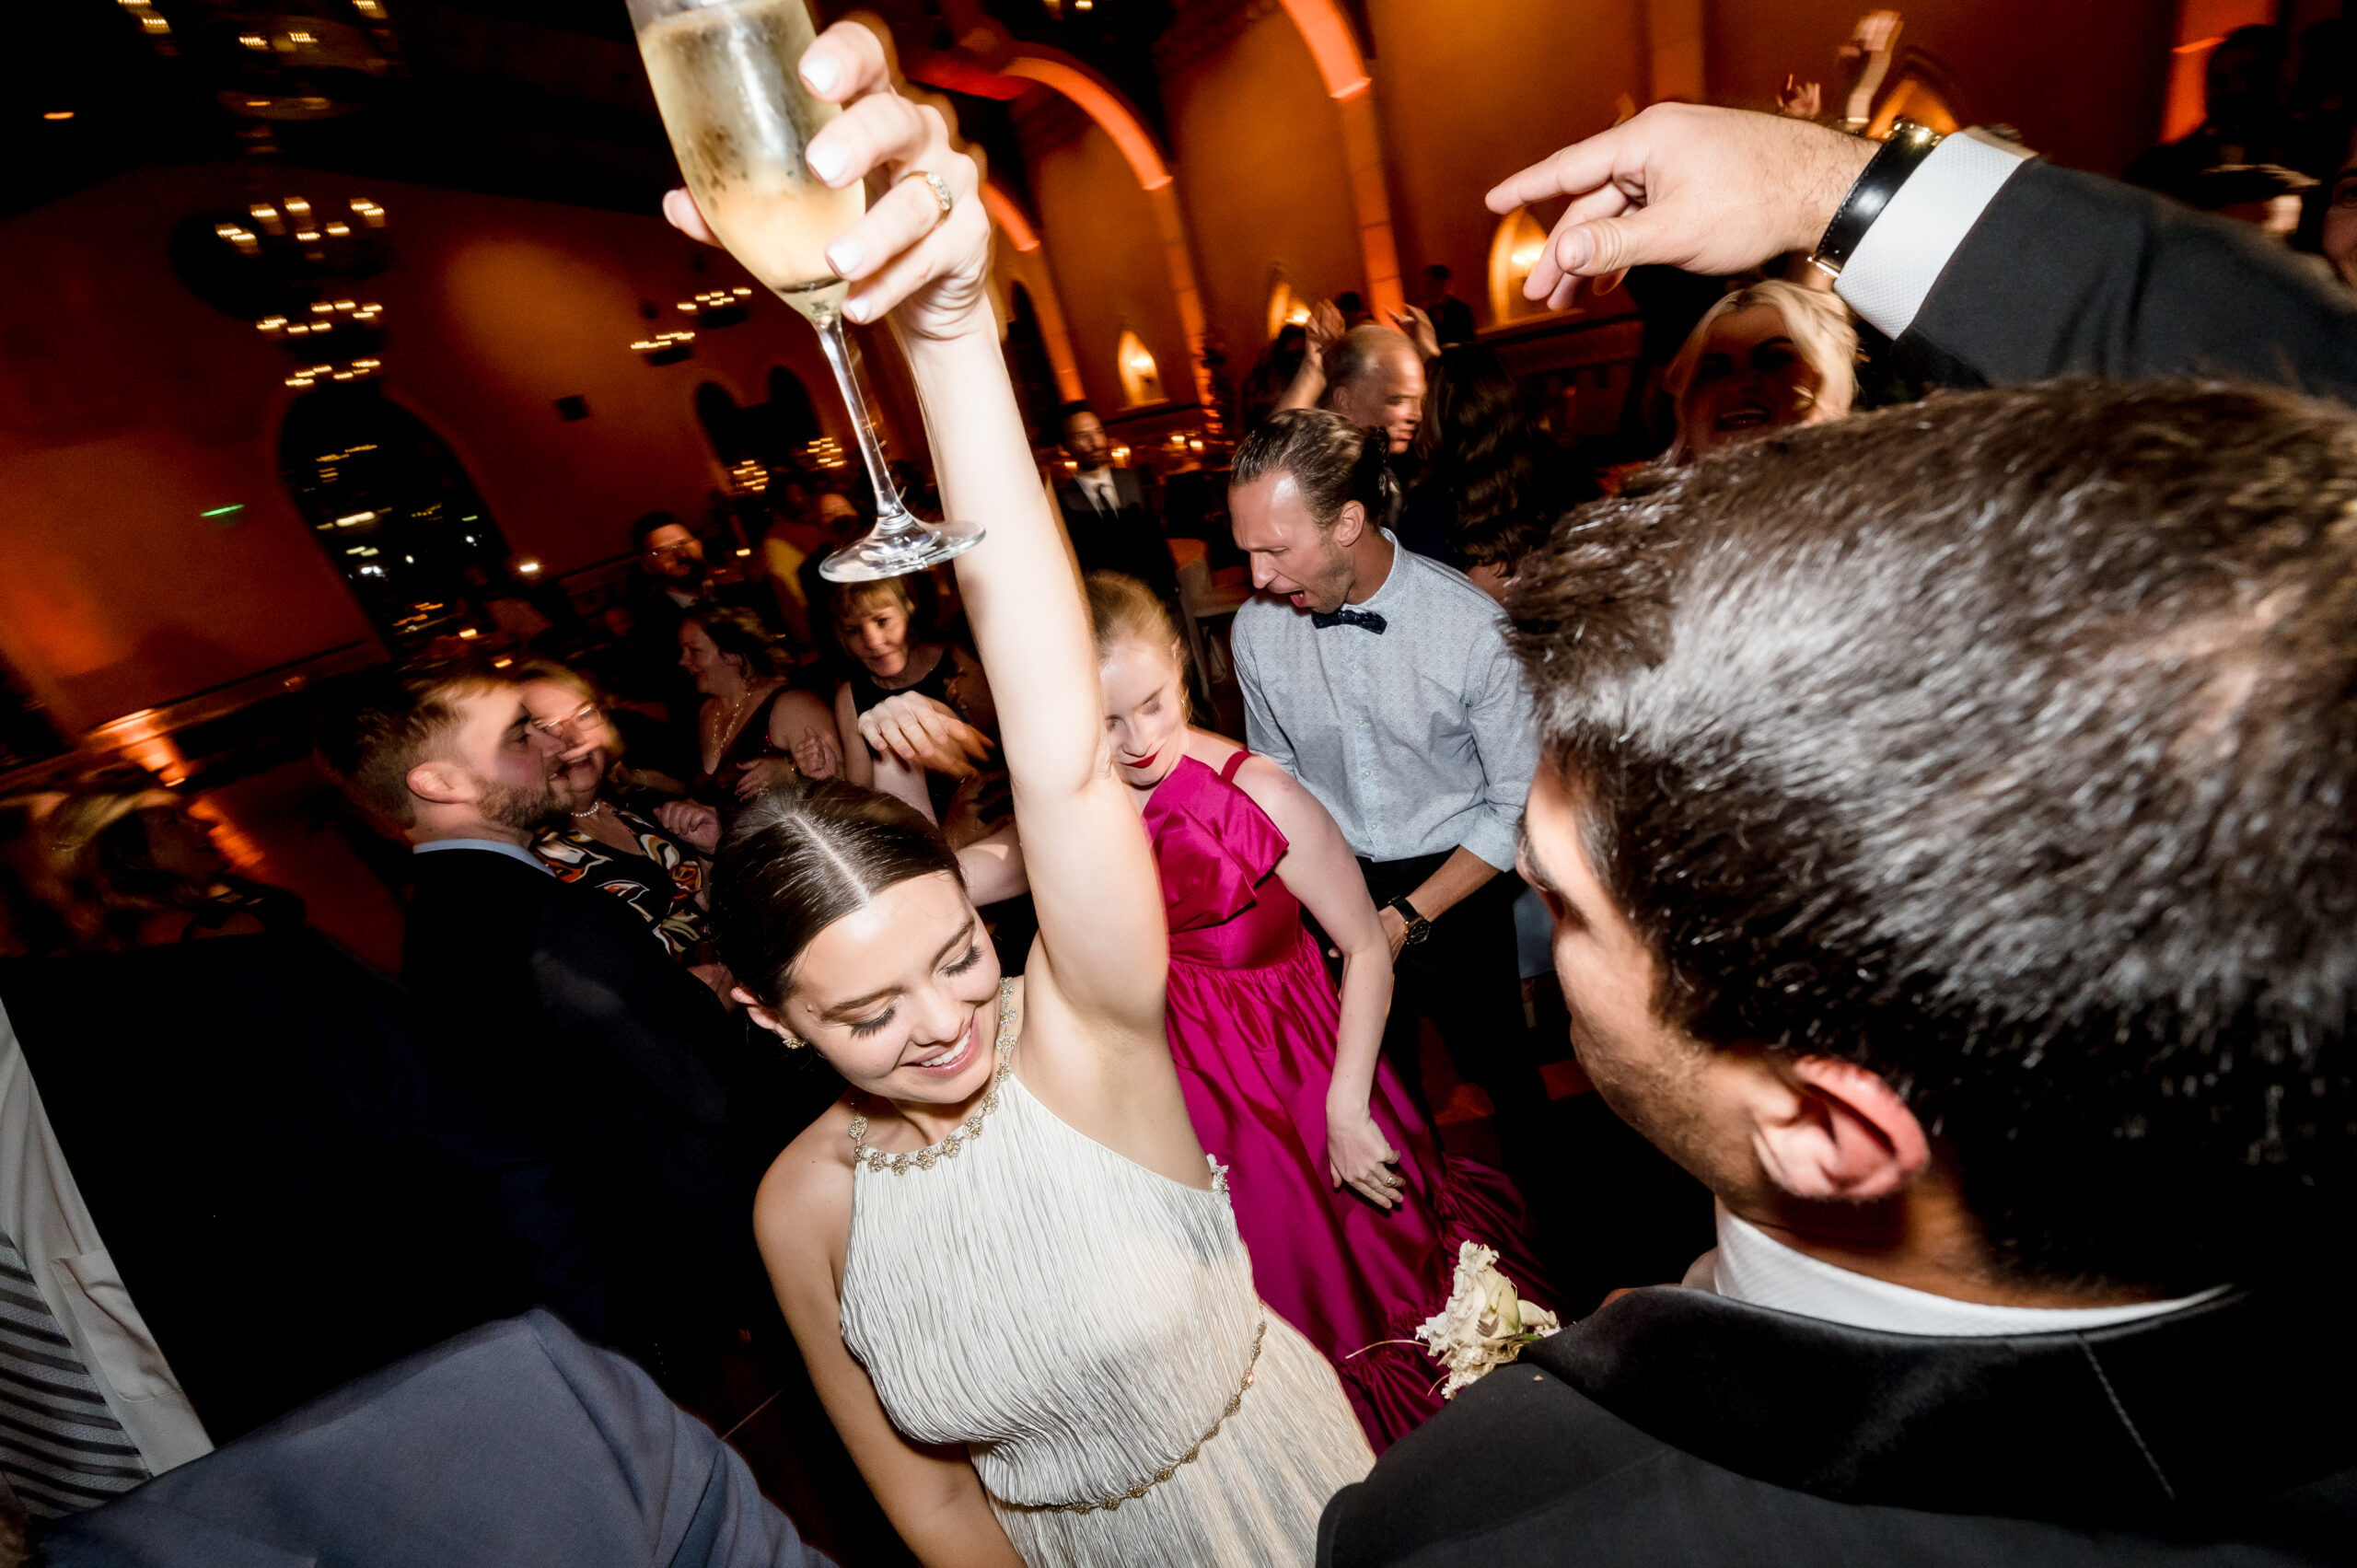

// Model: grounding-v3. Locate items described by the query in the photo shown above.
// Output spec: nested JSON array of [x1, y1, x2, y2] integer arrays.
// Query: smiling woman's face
[[761, 871, 1004, 1107], [1681, 305, 1824, 460]]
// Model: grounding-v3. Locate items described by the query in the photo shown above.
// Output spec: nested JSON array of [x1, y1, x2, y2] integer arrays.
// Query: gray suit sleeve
[[40, 1313, 830, 1568]]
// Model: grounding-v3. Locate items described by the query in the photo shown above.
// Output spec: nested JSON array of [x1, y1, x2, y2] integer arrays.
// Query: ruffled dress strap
[[1144, 757, 1292, 935]]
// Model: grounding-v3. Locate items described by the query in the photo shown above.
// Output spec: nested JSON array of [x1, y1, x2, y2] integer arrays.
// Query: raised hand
[[661, 20, 991, 342], [1778, 74, 1824, 121], [857, 691, 993, 778], [656, 798, 722, 854], [792, 726, 842, 781], [1483, 103, 1873, 309], [734, 756, 804, 802], [1390, 302, 1439, 360], [1306, 299, 1344, 369]]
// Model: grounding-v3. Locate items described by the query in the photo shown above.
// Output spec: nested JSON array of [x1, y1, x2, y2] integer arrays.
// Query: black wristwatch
[[1386, 895, 1434, 947], [1809, 120, 1944, 278]]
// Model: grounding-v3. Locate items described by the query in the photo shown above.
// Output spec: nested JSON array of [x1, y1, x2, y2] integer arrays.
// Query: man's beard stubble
[[478, 772, 558, 834]]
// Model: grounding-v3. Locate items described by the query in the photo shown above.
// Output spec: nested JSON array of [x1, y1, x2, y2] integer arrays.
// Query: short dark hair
[[630, 511, 682, 552], [1508, 380, 2357, 1295], [1335, 291, 1365, 314], [1425, 263, 1452, 283], [314, 659, 510, 829], [1231, 409, 1399, 532], [711, 779, 964, 1005], [1057, 400, 1097, 428]]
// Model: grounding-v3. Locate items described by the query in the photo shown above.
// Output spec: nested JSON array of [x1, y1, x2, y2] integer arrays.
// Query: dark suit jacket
[[0, 933, 608, 1446], [1321, 1283, 2357, 1565], [1898, 158, 2357, 400], [1055, 468, 1181, 607], [40, 1312, 830, 1568], [401, 848, 802, 1354]]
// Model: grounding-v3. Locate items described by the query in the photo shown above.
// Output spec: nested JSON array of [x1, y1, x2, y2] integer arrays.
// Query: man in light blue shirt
[[1227, 410, 1552, 1202]]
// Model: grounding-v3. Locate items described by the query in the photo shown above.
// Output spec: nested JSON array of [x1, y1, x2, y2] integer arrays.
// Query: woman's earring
[[778, 1030, 807, 1049]]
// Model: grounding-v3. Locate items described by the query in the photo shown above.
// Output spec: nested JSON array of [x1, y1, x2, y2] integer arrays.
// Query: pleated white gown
[[838, 993, 1374, 1567]]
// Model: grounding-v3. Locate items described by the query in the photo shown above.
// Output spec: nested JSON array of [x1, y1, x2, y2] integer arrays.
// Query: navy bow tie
[[1311, 606, 1387, 634]]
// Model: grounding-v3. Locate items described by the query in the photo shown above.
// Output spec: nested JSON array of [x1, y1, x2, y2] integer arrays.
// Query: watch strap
[[1810, 120, 1944, 278]]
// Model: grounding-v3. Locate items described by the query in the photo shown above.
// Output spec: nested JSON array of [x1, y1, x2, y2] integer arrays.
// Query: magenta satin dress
[[1144, 750, 1553, 1451]]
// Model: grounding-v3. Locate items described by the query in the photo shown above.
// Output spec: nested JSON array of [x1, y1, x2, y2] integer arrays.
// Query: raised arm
[[749, 23, 1167, 1039], [1486, 102, 2357, 399]]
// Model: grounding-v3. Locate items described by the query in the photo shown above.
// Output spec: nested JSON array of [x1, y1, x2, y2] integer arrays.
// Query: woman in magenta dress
[[1085, 571, 1551, 1450]]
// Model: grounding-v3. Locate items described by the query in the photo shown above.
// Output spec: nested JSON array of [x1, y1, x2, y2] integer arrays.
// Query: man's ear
[[405, 759, 473, 808], [1750, 1054, 1929, 1202], [1330, 499, 1368, 548]]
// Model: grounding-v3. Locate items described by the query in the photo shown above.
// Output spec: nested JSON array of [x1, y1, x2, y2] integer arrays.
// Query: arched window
[[764, 368, 821, 452], [280, 388, 509, 652], [695, 382, 745, 466], [1489, 207, 1553, 327], [1116, 329, 1164, 408]]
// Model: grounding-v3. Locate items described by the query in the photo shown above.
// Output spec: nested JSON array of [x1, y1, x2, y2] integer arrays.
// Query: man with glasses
[[621, 512, 775, 727]]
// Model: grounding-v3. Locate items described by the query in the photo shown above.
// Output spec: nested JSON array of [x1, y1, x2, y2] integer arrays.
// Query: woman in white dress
[[680, 24, 1372, 1567]]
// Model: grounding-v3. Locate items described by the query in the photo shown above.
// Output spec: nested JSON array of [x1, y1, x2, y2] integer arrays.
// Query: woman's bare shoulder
[[1225, 748, 1314, 813], [755, 1093, 859, 1255]]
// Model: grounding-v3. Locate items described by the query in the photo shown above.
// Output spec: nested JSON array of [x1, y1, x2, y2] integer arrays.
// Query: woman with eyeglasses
[[516, 661, 728, 992]]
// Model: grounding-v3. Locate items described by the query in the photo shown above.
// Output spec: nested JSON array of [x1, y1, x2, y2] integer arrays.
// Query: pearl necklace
[[569, 800, 604, 820]]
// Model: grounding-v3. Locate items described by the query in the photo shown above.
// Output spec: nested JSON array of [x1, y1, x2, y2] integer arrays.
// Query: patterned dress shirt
[[1230, 532, 1535, 870]]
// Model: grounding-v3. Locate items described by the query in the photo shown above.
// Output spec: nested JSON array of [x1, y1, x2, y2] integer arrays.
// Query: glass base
[[818, 516, 985, 582]]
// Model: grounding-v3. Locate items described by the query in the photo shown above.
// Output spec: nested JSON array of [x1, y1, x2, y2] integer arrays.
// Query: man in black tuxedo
[[317, 662, 800, 1392], [0, 931, 606, 1513], [1323, 110, 2357, 1566], [1051, 401, 1180, 609]]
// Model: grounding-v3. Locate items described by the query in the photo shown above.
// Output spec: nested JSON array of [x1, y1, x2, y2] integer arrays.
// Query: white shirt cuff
[[1835, 128, 2038, 340]]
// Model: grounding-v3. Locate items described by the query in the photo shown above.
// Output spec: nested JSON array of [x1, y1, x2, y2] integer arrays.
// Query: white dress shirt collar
[[1687, 1207, 2226, 1337], [412, 838, 551, 874]]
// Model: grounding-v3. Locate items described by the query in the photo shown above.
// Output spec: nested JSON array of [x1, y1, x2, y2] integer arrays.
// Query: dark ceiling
[[2, 0, 1206, 224]]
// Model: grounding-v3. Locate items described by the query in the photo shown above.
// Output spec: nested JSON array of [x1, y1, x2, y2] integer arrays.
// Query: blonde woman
[[1663, 276, 1858, 462]]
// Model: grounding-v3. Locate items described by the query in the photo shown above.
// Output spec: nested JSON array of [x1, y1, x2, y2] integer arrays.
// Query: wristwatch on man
[[1809, 119, 1945, 278], [1386, 895, 1434, 947]]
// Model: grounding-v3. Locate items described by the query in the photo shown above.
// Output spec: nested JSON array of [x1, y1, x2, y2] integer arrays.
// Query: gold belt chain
[[1000, 1318, 1267, 1516]]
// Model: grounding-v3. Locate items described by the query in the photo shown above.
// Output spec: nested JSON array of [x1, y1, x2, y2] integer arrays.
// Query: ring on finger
[[905, 168, 955, 229]]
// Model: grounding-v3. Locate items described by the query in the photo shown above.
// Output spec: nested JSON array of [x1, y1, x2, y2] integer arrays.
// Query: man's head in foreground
[[1509, 380, 2357, 1301], [317, 662, 562, 845]]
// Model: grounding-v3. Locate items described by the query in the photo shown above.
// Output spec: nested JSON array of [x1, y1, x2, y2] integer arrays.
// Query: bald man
[[1278, 318, 1429, 457]]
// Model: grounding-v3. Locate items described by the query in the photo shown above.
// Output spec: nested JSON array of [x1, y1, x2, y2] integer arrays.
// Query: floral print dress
[[531, 806, 714, 964]]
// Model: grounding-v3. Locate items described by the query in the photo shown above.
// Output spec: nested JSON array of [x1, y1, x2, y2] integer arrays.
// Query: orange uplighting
[[1002, 56, 1171, 191], [1275, 0, 1370, 100], [981, 180, 1040, 253], [87, 709, 191, 787], [42, 110, 74, 121]]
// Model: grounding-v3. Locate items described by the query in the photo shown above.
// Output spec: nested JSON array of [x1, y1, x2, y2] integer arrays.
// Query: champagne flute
[[629, 0, 982, 581]]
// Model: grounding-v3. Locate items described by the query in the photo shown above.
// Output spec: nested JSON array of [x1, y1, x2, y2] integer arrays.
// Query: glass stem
[[811, 308, 917, 534]]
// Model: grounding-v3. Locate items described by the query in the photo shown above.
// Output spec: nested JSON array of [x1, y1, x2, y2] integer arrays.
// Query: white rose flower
[[1411, 1241, 1560, 1399]]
